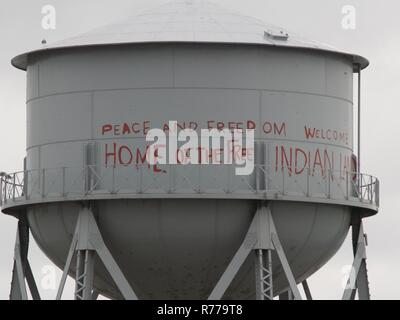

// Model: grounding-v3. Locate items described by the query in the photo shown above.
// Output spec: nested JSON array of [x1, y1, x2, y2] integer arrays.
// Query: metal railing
[[0, 165, 379, 209]]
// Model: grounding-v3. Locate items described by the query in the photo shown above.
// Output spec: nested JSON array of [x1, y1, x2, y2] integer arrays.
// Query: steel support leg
[[342, 215, 370, 300], [75, 250, 95, 300], [92, 289, 100, 300], [352, 215, 370, 300], [56, 206, 138, 300], [279, 290, 293, 300], [10, 217, 40, 300], [208, 203, 302, 300]]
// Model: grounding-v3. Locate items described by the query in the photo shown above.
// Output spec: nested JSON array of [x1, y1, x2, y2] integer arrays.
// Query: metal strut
[[10, 215, 41, 300], [255, 249, 273, 300], [208, 203, 302, 300], [280, 281, 312, 300], [342, 214, 370, 300], [56, 206, 138, 300], [302, 280, 313, 300]]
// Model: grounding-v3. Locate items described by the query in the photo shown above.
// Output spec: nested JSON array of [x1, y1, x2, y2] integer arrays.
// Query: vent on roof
[[264, 30, 289, 41]]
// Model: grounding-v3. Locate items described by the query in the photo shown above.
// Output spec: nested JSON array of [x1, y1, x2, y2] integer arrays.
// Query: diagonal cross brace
[[56, 207, 138, 300], [10, 217, 41, 300], [208, 204, 302, 300], [342, 220, 370, 300], [302, 280, 313, 300]]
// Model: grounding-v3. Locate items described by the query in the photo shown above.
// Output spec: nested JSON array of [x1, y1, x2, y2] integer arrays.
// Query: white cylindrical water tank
[[2, 1, 378, 299]]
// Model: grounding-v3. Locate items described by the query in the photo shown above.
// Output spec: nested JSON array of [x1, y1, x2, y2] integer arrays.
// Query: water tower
[[1, 1, 379, 300]]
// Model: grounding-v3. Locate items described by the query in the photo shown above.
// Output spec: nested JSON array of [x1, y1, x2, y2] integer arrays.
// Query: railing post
[[83, 166, 87, 195], [41, 169, 45, 198], [12, 173, 16, 201], [369, 176, 373, 204], [255, 165, 260, 193], [226, 165, 232, 194], [371, 178, 374, 203], [61, 167, 66, 197], [111, 166, 116, 194], [4, 179, 7, 204], [169, 165, 175, 194], [138, 165, 143, 194], [23, 170, 28, 201], [0, 177, 3, 206], [376, 179, 380, 207], [265, 166, 270, 192], [198, 165, 202, 194], [87, 165, 92, 193], [327, 170, 331, 199]]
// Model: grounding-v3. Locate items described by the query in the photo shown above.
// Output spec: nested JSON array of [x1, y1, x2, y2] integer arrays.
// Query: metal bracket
[[10, 216, 41, 300], [208, 203, 302, 300], [56, 206, 138, 300]]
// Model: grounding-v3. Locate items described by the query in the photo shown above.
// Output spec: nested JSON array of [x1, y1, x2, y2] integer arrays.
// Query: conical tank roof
[[12, 0, 368, 70]]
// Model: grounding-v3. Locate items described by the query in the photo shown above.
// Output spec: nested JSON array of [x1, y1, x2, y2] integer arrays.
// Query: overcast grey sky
[[0, 0, 399, 300]]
